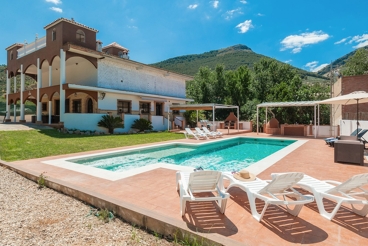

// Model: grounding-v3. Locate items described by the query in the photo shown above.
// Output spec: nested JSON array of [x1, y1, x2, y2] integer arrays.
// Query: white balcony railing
[[17, 36, 46, 58]]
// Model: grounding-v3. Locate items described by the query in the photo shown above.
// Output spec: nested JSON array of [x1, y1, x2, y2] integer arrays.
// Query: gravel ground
[[0, 166, 176, 246]]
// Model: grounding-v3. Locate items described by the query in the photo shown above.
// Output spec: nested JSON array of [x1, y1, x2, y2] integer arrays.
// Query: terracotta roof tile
[[44, 18, 98, 32]]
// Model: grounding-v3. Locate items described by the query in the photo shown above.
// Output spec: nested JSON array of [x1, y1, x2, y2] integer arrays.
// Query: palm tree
[[97, 115, 124, 134]]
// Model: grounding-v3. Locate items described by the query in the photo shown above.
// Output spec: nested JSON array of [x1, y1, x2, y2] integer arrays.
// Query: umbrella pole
[[357, 99, 359, 140]]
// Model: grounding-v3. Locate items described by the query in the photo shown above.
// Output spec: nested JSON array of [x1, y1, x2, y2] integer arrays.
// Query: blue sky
[[1, 0, 368, 72]]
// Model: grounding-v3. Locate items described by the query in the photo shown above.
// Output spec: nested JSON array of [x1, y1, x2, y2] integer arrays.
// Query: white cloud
[[46, 0, 62, 4], [305, 61, 328, 72], [292, 47, 301, 54], [334, 37, 350, 45], [280, 31, 330, 53], [188, 4, 198, 9], [224, 8, 243, 20], [50, 7, 62, 13], [240, 0, 247, 4], [349, 34, 368, 49], [257, 13, 264, 16], [284, 59, 292, 63], [236, 20, 253, 34], [305, 61, 318, 68], [212, 1, 219, 8]]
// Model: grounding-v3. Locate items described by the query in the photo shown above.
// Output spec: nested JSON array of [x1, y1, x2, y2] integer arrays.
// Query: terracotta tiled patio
[[2, 132, 368, 245]]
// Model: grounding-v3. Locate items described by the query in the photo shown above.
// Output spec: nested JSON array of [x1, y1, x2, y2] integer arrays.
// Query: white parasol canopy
[[319, 91, 368, 137], [319, 91, 368, 105]]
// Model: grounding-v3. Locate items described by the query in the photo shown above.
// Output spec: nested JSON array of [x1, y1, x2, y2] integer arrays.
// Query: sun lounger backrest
[[327, 173, 368, 194], [357, 129, 368, 138], [188, 171, 221, 192], [351, 128, 362, 136], [259, 172, 304, 194]]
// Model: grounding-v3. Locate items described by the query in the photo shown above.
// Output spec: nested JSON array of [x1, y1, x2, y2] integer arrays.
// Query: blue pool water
[[70, 137, 295, 172]]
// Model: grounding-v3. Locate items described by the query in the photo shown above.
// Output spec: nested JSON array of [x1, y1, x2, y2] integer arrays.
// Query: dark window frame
[[76, 29, 85, 43], [117, 100, 131, 114], [139, 102, 150, 114], [52, 28, 56, 41], [72, 99, 82, 113], [42, 102, 47, 111]]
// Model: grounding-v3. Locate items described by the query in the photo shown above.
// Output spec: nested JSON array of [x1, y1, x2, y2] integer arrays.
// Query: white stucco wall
[[64, 113, 107, 131], [97, 59, 186, 98], [339, 119, 368, 139]]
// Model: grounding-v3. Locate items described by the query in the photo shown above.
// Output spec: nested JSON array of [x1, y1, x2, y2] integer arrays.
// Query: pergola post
[[314, 105, 317, 138], [167, 105, 170, 131], [318, 104, 320, 137], [212, 105, 215, 131], [256, 106, 259, 135], [237, 106, 239, 132]]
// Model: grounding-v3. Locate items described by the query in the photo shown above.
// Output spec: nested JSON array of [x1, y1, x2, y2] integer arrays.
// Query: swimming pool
[[69, 137, 296, 172]]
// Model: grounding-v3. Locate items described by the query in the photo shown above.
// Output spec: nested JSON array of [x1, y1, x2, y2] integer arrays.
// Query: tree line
[[185, 58, 331, 128]]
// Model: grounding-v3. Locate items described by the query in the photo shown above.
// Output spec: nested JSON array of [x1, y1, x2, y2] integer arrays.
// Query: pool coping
[[42, 136, 307, 181]]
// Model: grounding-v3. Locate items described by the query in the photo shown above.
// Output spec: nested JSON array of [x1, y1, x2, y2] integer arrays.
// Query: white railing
[[17, 36, 46, 58]]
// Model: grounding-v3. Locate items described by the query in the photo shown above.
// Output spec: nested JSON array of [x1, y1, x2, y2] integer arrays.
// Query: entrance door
[[156, 103, 163, 116], [55, 100, 60, 115], [87, 98, 93, 113]]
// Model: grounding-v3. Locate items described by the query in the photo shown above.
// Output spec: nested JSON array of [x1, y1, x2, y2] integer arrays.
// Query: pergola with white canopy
[[256, 101, 320, 138], [168, 103, 240, 131]]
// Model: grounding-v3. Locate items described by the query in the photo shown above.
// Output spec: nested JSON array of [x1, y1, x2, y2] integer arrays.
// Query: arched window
[[52, 28, 56, 41], [76, 29, 85, 43], [10, 51, 13, 60], [87, 98, 93, 113]]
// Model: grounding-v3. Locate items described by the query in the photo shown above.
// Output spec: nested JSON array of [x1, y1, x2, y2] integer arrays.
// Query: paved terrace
[[1, 131, 368, 245]]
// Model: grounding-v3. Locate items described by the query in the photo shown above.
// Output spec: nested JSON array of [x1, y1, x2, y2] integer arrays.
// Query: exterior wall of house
[[97, 59, 186, 98], [341, 75, 368, 120], [65, 57, 97, 86]]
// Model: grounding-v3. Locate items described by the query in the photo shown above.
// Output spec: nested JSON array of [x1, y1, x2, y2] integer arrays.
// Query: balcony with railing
[[17, 36, 46, 58]]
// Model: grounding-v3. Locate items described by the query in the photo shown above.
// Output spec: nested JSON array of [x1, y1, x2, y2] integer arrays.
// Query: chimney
[[96, 40, 102, 52]]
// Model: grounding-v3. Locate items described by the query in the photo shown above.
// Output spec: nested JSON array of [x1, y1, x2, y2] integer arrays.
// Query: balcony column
[[20, 64, 26, 122], [13, 77, 16, 122], [36, 58, 42, 124], [59, 49, 66, 124], [48, 65, 52, 124], [5, 71, 11, 122]]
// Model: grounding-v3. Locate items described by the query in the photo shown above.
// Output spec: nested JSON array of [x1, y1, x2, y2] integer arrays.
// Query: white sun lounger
[[202, 127, 223, 137], [195, 127, 216, 138], [176, 170, 230, 216], [184, 128, 207, 140], [297, 173, 368, 220], [222, 172, 314, 221]]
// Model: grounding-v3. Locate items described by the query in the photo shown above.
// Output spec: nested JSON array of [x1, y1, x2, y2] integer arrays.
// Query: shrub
[[131, 118, 153, 132], [97, 115, 124, 134]]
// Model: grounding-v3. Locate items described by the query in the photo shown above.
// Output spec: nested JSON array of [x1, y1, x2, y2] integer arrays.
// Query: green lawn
[[0, 130, 185, 161]]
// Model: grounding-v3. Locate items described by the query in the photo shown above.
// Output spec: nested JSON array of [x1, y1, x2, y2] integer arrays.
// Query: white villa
[[5, 18, 193, 132]]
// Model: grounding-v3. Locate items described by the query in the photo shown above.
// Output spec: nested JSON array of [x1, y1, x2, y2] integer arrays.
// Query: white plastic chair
[[195, 127, 216, 138], [176, 171, 230, 216], [297, 173, 368, 220], [202, 126, 223, 137], [184, 128, 207, 140], [223, 172, 314, 222]]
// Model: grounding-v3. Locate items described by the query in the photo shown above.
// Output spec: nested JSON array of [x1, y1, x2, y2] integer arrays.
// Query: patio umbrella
[[319, 91, 368, 138]]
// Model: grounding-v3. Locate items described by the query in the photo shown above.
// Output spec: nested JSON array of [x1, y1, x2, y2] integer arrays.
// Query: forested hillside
[[151, 44, 328, 82], [318, 46, 368, 75]]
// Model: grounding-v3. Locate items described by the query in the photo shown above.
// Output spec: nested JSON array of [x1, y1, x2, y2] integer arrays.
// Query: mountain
[[317, 46, 368, 76], [151, 44, 328, 81]]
